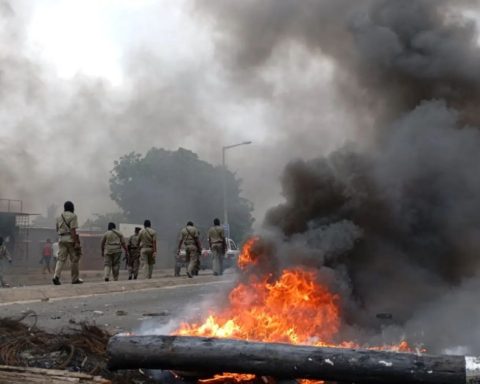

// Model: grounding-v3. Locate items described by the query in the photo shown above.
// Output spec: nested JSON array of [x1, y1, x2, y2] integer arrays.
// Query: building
[[0, 198, 38, 264]]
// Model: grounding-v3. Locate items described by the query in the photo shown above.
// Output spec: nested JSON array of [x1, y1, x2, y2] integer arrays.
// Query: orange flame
[[175, 237, 414, 383], [237, 237, 259, 270]]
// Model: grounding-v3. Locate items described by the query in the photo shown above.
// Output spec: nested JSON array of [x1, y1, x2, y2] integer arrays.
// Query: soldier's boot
[[53, 259, 65, 283], [148, 264, 154, 279], [104, 266, 111, 282], [112, 265, 120, 281], [71, 260, 82, 284], [186, 261, 194, 278], [174, 263, 180, 277]]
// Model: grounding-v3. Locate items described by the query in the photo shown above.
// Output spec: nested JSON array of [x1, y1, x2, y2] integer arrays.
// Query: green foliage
[[109, 148, 254, 247]]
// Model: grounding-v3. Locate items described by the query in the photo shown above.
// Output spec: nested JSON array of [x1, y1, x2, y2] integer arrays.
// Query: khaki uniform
[[138, 227, 157, 279], [208, 225, 225, 275], [54, 211, 81, 283], [180, 225, 201, 276], [127, 234, 141, 279], [0, 245, 12, 287], [102, 230, 126, 281]]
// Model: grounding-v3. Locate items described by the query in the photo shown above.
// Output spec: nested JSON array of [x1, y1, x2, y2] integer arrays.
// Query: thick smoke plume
[[196, 0, 480, 352], [0, 1, 238, 217]]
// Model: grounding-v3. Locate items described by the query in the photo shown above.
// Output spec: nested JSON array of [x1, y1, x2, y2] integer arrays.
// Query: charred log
[[107, 335, 480, 384]]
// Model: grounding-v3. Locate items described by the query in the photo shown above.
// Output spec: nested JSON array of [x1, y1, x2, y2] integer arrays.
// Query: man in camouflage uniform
[[138, 220, 157, 279], [177, 221, 201, 278], [0, 236, 12, 288], [208, 218, 226, 276], [101, 222, 129, 282], [127, 227, 141, 280], [53, 201, 82, 285]]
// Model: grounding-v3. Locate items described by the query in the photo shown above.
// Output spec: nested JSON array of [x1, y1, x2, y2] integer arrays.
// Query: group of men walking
[[100, 220, 157, 281], [176, 218, 226, 278], [50, 200, 227, 285]]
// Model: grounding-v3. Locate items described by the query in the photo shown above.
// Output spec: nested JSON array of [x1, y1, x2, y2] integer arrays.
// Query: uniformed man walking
[[53, 201, 83, 285], [177, 221, 201, 278], [208, 218, 226, 276], [101, 222, 129, 282], [138, 220, 157, 279], [0, 237, 12, 288], [127, 227, 141, 280]]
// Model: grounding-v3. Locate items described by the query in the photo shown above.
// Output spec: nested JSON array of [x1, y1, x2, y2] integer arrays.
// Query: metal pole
[[222, 147, 229, 234], [221, 141, 252, 239]]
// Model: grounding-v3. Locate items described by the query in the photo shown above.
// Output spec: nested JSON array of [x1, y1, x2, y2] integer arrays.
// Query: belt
[[59, 233, 70, 236], [212, 241, 224, 244]]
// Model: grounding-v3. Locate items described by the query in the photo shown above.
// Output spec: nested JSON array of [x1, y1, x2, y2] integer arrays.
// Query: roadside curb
[[0, 274, 229, 305]]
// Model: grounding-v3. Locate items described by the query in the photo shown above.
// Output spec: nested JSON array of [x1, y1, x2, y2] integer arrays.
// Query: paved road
[[0, 276, 236, 334], [4, 268, 178, 287]]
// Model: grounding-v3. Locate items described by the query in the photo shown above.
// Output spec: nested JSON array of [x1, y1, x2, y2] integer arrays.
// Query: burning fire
[[175, 237, 412, 382], [178, 268, 341, 345]]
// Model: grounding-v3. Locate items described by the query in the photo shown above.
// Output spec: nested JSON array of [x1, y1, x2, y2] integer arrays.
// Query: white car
[[200, 238, 240, 270]]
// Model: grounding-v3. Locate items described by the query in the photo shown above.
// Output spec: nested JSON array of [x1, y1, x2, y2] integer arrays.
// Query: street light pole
[[222, 141, 252, 238]]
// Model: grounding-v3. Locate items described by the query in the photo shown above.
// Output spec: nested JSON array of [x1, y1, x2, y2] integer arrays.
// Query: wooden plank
[[107, 335, 476, 384], [0, 365, 110, 384]]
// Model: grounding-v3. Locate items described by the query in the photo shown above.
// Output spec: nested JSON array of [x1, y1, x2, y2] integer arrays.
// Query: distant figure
[[53, 201, 83, 285], [138, 220, 157, 279], [208, 218, 226, 276], [127, 227, 141, 280], [177, 221, 201, 278], [101, 222, 128, 282], [0, 236, 12, 288], [40, 238, 53, 274]]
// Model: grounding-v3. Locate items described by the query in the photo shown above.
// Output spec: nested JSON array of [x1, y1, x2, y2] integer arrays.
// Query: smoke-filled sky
[[8, 0, 480, 352], [0, 0, 366, 222], [2, 0, 479, 226]]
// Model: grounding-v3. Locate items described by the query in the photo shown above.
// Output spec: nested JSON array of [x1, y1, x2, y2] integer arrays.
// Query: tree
[[109, 148, 254, 249]]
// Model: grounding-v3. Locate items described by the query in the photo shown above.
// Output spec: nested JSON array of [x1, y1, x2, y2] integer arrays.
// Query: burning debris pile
[[108, 238, 479, 384], [192, 0, 480, 352], [175, 238, 410, 351], [0, 311, 151, 384]]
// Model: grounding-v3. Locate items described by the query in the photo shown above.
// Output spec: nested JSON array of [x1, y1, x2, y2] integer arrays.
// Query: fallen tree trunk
[[0, 365, 111, 384], [107, 335, 480, 384]]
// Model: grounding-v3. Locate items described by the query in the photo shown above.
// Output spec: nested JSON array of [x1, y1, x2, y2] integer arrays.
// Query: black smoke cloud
[[197, 0, 480, 127], [196, 0, 480, 350]]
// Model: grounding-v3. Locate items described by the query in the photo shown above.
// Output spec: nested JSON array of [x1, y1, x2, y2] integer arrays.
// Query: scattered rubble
[[0, 365, 110, 384], [141, 311, 169, 317], [0, 311, 153, 384]]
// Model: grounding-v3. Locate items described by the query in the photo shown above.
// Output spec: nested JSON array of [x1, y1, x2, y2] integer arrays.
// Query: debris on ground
[[141, 311, 169, 317], [0, 364, 110, 384], [0, 311, 154, 384]]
